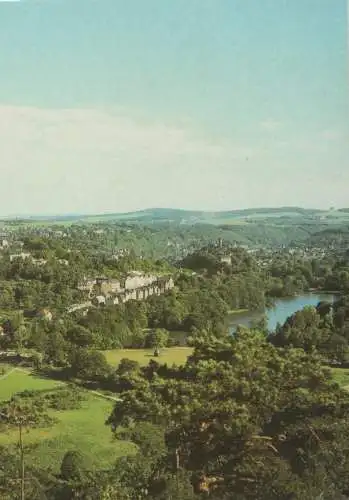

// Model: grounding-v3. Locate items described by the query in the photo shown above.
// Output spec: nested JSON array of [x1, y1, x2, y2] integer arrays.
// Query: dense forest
[[1, 235, 349, 357], [1, 222, 349, 498]]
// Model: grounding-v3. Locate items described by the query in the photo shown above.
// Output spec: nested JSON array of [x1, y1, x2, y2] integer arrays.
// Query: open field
[[0, 366, 63, 401], [0, 368, 136, 472], [103, 347, 193, 367], [0, 394, 136, 472], [330, 367, 349, 387], [201, 218, 248, 226]]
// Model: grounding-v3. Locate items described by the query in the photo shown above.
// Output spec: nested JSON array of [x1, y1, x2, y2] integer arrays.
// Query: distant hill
[[2, 207, 349, 227], [305, 225, 349, 246]]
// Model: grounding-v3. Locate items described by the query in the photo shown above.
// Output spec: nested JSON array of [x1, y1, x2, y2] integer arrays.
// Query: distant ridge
[[1, 207, 347, 226], [0, 206, 322, 219]]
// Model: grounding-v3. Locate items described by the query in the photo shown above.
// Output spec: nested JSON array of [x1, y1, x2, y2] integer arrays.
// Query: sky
[[0, 0, 348, 215]]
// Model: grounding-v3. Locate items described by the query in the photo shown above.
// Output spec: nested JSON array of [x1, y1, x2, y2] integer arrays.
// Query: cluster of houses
[[7, 252, 69, 267], [109, 248, 130, 261], [71, 271, 175, 312]]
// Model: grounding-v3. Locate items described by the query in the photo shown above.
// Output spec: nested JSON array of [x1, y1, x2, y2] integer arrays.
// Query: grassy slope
[[0, 394, 136, 472], [0, 369, 136, 472], [0, 367, 62, 401], [103, 347, 193, 367], [0, 348, 193, 473], [330, 367, 349, 387]]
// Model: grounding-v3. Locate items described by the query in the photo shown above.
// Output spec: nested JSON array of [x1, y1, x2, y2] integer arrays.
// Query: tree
[[3, 312, 29, 351], [43, 328, 69, 366], [70, 348, 110, 381], [60, 450, 89, 482], [152, 470, 197, 500], [145, 329, 169, 349], [67, 325, 94, 347], [0, 399, 49, 499], [269, 306, 330, 352], [107, 329, 349, 498]]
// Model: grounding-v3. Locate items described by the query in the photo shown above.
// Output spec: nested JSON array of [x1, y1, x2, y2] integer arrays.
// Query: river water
[[228, 292, 336, 333]]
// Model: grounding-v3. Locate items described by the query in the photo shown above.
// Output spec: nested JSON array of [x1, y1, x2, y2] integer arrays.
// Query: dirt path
[[0, 365, 29, 381], [0, 366, 18, 381], [89, 390, 122, 402]]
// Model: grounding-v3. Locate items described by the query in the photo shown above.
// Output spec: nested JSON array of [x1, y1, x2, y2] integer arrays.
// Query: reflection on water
[[228, 293, 336, 333]]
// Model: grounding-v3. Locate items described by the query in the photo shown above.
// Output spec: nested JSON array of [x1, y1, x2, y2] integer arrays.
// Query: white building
[[10, 252, 32, 262]]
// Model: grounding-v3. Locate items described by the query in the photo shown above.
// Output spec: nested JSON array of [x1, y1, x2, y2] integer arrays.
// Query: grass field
[[103, 347, 193, 367], [330, 367, 349, 387], [0, 368, 136, 472], [0, 394, 136, 472], [0, 367, 63, 401]]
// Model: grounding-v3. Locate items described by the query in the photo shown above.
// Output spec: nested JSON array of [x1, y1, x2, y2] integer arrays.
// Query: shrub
[[60, 450, 90, 481]]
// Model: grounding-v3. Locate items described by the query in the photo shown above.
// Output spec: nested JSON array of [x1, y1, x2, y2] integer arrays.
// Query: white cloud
[[0, 105, 254, 214], [0, 105, 347, 215], [260, 119, 283, 132], [319, 129, 345, 141]]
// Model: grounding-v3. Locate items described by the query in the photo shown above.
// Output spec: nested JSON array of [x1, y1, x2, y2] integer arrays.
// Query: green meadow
[[0, 367, 62, 401], [330, 367, 349, 388], [0, 367, 135, 472]]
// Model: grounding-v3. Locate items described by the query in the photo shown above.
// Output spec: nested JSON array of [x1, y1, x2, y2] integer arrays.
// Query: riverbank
[[308, 288, 340, 294], [228, 292, 336, 334]]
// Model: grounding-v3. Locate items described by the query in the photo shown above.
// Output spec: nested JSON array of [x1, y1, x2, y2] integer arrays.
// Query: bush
[[70, 348, 111, 381], [144, 329, 169, 349], [45, 387, 87, 410], [60, 450, 90, 481]]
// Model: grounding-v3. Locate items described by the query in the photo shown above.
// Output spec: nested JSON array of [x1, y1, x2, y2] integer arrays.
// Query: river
[[228, 292, 336, 333]]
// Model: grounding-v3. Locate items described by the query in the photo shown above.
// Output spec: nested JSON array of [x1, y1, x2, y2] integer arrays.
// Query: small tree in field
[[145, 329, 169, 351]]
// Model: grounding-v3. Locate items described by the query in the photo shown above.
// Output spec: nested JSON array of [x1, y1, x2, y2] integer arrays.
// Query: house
[[220, 256, 231, 265], [99, 279, 122, 295], [9, 252, 31, 262], [33, 258, 47, 266], [67, 302, 92, 314], [93, 295, 106, 306], [77, 278, 97, 293], [89, 272, 175, 308], [37, 309, 53, 321], [163, 277, 174, 291], [128, 290, 138, 301], [125, 272, 157, 290]]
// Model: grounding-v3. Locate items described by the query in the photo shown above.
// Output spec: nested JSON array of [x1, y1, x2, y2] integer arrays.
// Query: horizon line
[[0, 205, 344, 221]]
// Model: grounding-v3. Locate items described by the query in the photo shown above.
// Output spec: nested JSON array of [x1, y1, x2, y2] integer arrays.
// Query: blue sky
[[0, 0, 348, 214]]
